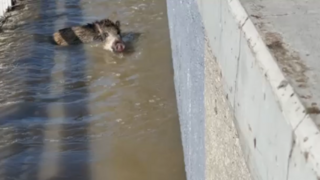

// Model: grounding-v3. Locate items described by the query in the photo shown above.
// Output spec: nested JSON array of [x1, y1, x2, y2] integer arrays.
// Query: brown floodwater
[[0, 0, 186, 179]]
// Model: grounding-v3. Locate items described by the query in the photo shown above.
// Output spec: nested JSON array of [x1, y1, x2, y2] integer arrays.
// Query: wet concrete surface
[[0, 0, 186, 179]]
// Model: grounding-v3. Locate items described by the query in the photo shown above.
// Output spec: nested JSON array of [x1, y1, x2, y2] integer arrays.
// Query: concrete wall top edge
[[199, 0, 320, 178], [240, 0, 320, 120]]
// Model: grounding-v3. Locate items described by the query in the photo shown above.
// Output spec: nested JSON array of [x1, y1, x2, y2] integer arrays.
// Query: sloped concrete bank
[[167, 0, 320, 179]]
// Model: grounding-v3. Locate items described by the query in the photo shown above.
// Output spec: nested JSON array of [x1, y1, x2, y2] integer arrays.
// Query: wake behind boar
[[52, 18, 125, 53]]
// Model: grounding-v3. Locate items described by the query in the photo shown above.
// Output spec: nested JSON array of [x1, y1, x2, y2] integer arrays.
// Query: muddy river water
[[0, 0, 186, 179]]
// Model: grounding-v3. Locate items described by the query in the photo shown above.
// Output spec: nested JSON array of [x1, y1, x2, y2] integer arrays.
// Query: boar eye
[[115, 20, 120, 27], [98, 33, 108, 41]]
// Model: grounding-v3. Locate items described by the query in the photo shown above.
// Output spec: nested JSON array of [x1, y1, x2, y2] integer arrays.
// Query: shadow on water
[[0, 0, 56, 179], [52, 0, 91, 179], [121, 32, 141, 54], [1, 0, 187, 179], [0, 0, 91, 179]]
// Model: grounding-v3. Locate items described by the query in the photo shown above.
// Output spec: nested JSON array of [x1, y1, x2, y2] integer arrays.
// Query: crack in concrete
[[240, 16, 249, 29], [293, 113, 308, 132], [286, 132, 296, 180], [233, 30, 242, 113]]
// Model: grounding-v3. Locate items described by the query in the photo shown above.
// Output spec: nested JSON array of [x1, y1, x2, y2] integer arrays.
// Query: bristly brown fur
[[52, 18, 121, 46], [91, 19, 121, 35]]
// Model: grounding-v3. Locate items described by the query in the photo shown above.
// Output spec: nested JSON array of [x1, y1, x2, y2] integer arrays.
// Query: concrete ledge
[[0, 0, 12, 17], [166, 0, 250, 179], [167, 0, 320, 179]]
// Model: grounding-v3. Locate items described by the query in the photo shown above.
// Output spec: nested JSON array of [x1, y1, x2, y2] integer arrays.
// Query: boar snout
[[112, 40, 125, 52]]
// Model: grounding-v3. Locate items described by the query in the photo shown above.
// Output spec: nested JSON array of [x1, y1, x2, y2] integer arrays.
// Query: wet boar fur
[[52, 18, 121, 46]]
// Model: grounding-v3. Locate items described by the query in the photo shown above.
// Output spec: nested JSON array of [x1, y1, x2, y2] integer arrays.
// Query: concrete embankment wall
[[0, 0, 12, 17], [167, 0, 320, 180]]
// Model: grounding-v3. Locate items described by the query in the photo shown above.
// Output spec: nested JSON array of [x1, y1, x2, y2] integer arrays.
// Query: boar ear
[[94, 23, 103, 34], [115, 20, 120, 27]]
